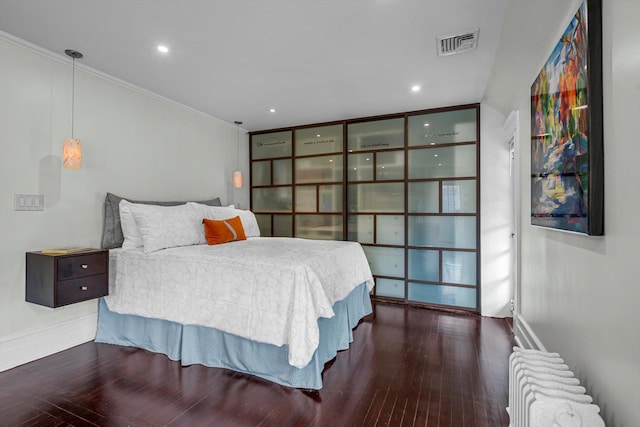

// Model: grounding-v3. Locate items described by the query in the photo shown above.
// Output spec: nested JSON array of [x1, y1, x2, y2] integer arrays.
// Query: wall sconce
[[63, 49, 83, 169], [233, 120, 243, 189]]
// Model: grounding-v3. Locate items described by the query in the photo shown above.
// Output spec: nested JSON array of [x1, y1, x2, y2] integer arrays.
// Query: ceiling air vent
[[437, 30, 479, 56]]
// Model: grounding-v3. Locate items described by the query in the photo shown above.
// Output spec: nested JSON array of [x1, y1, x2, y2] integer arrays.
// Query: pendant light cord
[[234, 121, 243, 170], [65, 49, 83, 139], [71, 56, 75, 139]]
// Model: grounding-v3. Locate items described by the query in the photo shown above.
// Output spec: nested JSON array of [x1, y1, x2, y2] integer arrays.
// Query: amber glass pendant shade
[[63, 138, 82, 169], [233, 170, 243, 189]]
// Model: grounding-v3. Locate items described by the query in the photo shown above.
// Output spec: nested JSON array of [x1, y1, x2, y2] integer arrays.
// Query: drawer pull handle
[[81, 264, 88, 269], [81, 286, 88, 291]]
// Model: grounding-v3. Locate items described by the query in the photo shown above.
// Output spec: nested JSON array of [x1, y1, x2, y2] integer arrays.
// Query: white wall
[[0, 35, 249, 370], [480, 104, 513, 318], [484, 1, 640, 425]]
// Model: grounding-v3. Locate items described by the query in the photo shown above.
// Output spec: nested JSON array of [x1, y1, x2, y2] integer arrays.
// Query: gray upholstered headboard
[[101, 192, 222, 249]]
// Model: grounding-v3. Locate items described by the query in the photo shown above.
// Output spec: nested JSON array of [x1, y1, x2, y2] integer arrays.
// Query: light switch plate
[[14, 194, 44, 211]]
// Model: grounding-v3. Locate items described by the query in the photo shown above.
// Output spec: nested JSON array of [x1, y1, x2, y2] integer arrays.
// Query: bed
[[95, 194, 374, 389]]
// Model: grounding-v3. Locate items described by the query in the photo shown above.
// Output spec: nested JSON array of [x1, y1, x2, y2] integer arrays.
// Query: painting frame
[[530, 0, 603, 235]]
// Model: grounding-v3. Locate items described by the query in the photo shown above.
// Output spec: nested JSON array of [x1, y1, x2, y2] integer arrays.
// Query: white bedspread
[[104, 237, 374, 368]]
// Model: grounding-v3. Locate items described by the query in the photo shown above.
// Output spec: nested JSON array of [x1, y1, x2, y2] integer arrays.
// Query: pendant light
[[63, 49, 83, 169], [233, 120, 243, 189]]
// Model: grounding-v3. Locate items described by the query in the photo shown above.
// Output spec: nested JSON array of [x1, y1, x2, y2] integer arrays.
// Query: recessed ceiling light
[[329, 159, 333, 162], [424, 123, 430, 127], [269, 108, 276, 113], [317, 134, 321, 137], [411, 85, 421, 92], [438, 163, 442, 166], [157, 45, 169, 53], [434, 154, 438, 157]]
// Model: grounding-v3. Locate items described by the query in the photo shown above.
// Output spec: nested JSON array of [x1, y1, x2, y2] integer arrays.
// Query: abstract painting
[[530, 0, 603, 235]]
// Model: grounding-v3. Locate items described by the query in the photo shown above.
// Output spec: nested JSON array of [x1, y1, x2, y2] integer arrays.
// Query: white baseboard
[[514, 313, 547, 351], [0, 313, 98, 372]]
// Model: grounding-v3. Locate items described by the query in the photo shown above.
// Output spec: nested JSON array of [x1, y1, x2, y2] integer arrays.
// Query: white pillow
[[119, 200, 144, 249], [128, 202, 206, 253], [189, 203, 261, 238]]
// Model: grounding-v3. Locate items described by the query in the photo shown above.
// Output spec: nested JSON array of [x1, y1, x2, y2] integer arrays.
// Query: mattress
[[103, 237, 374, 368]]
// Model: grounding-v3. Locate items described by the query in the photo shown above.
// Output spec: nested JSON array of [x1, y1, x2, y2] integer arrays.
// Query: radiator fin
[[507, 347, 605, 427]]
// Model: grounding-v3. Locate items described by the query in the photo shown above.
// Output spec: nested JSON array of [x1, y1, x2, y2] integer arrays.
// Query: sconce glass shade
[[63, 138, 82, 169], [233, 170, 243, 189]]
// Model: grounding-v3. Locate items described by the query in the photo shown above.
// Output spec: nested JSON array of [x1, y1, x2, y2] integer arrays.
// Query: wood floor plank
[[3, 398, 99, 427], [0, 302, 515, 427]]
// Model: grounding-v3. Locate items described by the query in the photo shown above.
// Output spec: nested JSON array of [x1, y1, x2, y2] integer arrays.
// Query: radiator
[[507, 347, 605, 426]]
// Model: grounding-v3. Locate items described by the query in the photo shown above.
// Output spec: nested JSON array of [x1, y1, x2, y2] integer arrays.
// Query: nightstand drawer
[[56, 274, 109, 306], [57, 253, 107, 281]]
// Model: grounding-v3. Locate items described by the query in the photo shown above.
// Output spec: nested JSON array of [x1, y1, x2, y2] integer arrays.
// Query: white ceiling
[[0, 0, 508, 132]]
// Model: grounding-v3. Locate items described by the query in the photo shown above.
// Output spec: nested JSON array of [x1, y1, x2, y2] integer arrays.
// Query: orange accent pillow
[[202, 216, 247, 245]]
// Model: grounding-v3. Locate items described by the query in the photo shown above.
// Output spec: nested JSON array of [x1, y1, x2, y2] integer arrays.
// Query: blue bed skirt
[[95, 282, 372, 389]]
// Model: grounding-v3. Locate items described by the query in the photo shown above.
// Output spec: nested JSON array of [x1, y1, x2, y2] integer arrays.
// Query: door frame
[[504, 110, 520, 333]]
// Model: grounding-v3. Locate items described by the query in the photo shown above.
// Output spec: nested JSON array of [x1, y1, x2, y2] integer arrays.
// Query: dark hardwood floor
[[0, 302, 515, 426]]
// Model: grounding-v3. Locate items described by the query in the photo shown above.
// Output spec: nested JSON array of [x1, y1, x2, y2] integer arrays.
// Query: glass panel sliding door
[[345, 106, 479, 311], [346, 118, 406, 300], [405, 107, 479, 310], [251, 105, 480, 312], [293, 124, 344, 240]]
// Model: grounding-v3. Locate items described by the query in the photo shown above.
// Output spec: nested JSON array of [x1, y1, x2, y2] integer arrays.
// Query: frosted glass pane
[[376, 215, 404, 245], [273, 215, 292, 237], [252, 161, 270, 186], [319, 185, 342, 212], [295, 215, 343, 240], [252, 131, 292, 159], [442, 180, 476, 213], [363, 246, 404, 277], [408, 283, 476, 308], [376, 150, 404, 180], [408, 216, 476, 249], [376, 278, 405, 298], [347, 118, 404, 151], [295, 186, 316, 212], [348, 215, 373, 243], [408, 109, 477, 146], [348, 183, 404, 212], [295, 125, 343, 156], [295, 155, 342, 183], [252, 187, 292, 212], [408, 145, 476, 179], [408, 249, 439, 281], [273, 159, 292, 185], [408, 182, 439, 213], [348, 153, 374, 181], [442, 251, 476, 286], [255, 214, 271, 236]]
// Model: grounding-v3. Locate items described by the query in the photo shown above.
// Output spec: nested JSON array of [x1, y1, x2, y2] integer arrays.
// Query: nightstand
[[26, 249, 109, 308]]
